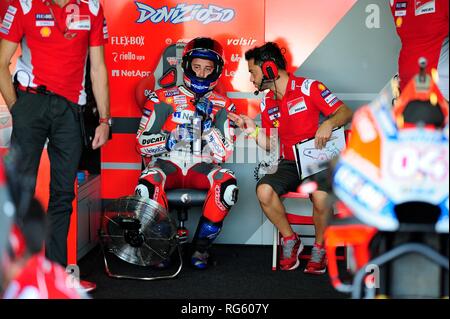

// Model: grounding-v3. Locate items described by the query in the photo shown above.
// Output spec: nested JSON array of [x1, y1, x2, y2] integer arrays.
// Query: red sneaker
[[304, 244, 327, 275], [79, 280, 97, 293], [279, 233, 304, 271]]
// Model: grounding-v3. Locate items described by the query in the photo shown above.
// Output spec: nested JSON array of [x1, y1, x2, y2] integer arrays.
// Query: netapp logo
[[135, 2, 235, 24], [111, 70, 152, 78]]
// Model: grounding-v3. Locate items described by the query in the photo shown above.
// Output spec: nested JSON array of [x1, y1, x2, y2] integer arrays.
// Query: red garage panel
[[101, 133, 141, 164], [103, 0, 265, 118], [101, 168, 142, 199]]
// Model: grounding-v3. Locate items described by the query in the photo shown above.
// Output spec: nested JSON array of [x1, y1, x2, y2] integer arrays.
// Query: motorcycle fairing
[[334, 95, 449, 232]]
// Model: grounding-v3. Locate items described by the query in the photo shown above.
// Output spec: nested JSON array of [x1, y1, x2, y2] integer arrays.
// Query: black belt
[[17, 84, 56, 96]]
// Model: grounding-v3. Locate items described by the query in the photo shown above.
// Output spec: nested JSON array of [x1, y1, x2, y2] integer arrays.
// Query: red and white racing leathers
[[135, 85, 238, 253]]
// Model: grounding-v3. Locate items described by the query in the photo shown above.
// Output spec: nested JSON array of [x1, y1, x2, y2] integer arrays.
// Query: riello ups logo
[[135, 2, 235, 24]]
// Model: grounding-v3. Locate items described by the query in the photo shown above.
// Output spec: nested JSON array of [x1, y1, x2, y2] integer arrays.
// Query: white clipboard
[[293, 126, 345, 180]]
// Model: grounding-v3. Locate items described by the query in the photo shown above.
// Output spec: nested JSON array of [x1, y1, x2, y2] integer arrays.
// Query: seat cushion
[[166, 189, 207, 207]]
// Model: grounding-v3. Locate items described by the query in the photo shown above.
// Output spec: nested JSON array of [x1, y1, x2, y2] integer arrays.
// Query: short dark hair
[[245, 42, 287, 71]]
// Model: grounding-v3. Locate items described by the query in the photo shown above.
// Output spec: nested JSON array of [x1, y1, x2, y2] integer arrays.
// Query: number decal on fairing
[[390, 148, 448, 181]]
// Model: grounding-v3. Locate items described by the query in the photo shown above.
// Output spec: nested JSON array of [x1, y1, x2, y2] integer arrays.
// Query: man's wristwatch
[[99, 117, 112, 127]]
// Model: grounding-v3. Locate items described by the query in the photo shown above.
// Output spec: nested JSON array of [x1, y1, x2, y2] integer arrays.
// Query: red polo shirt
[[390, 0, 448, 93], [2, 253, 87, 299], [260, 74, 343, 161], [0, 0, 108, 105]]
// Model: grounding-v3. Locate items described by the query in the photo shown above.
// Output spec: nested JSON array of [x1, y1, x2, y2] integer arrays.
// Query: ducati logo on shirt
[[67, 15, 91, 30], [288, 96, 307, 115], [415, 0, 435, 16]]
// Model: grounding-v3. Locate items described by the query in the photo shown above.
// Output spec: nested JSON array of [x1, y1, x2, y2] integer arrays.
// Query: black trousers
[[10, 90, 83, 266]]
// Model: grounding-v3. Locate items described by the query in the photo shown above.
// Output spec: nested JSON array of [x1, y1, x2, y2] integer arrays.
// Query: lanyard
[[44, 0, 78, 39]]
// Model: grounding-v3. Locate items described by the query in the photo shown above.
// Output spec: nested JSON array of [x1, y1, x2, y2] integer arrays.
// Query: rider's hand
[[195, 97, 213, 119], [202, 118, 213, 131], [227, 112, 243, 129], [165, 131, 177, 151], [166, 124, 194, 151], [315, 120, 333, 149], [240, 114, 258, 136], [92, 124, 110, 150], [227, 113, 257, 136]]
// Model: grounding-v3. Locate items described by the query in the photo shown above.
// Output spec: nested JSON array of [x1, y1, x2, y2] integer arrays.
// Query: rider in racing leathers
[[135, 37, 238, 269]]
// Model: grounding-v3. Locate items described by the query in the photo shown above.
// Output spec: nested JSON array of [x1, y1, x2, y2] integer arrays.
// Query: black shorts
[[256, 159, 330, 195]]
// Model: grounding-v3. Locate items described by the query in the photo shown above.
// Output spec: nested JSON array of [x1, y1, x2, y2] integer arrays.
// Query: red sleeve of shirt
[[444, 0, 449, 20], [0, 0, 10, 19], [0, 0, 24, 43], [260, 96, 274, 137], [89, 4, 108, 47], [310, 81, 343, 117]]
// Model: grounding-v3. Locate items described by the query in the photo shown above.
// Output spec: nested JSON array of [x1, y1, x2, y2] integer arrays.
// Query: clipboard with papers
[[293, 126, 346, 180]]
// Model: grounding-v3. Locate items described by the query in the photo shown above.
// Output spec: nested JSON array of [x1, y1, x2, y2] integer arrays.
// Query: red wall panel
[[101, 0, 266, 198], [103, 0, 265, 118]]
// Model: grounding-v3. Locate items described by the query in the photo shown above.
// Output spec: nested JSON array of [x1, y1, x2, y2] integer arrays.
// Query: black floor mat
[[78, 244, 348, 299]]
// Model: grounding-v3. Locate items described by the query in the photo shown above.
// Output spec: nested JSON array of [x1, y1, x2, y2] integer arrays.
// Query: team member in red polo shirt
[[2, 203, 89, 299], [0, 0, 110, 290], [230, 42, 353, 273], [390, 0, 448, 100]]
